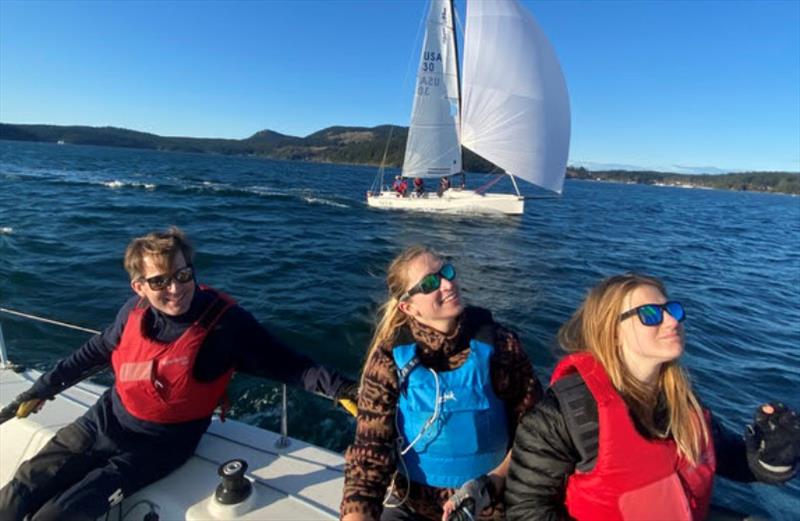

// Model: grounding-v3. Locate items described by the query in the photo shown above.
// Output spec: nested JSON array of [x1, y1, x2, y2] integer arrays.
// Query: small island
[[2, 123, 797, 195]]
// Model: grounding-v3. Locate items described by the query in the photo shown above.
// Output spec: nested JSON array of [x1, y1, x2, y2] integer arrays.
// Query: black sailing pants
[[0, 419, 194, 521]]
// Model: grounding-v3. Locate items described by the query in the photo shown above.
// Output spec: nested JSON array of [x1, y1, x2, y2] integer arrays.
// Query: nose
[[662, 309, 680, 327], [439, 275, 456, 292]]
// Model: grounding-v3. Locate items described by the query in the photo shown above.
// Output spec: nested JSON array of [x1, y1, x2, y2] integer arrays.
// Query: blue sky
[[1, 0, 798, 172]]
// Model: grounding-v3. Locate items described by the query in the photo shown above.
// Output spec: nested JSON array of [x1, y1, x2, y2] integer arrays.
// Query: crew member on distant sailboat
[[392, 176, 408, 197], [0, 227, 358, 521], [413, 177, 425, 196], [505, 273, 800, 521], [341, 246, 542, 521], [437, 176, 451, 197]]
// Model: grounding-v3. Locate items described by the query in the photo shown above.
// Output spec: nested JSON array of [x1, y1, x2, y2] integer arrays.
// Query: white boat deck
[[0, 366, 344, 520]]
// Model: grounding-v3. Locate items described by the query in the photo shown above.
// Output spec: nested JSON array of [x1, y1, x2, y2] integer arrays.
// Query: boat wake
[[302, 196, 349, 208], [194, 181, 351, 208], [4, 169, 352, 208], [101, 180, 157, 190]]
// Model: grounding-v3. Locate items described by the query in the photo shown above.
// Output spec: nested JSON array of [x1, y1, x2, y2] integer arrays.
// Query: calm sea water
[[1, 140, 798, 517]]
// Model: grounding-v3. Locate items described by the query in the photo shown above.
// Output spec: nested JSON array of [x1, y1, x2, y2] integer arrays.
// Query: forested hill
[[0, 122, 494, 172], [2, 123, 797, 194]]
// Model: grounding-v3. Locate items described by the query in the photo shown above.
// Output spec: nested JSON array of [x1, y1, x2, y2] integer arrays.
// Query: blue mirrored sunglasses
[[400, 263, 456, 301], [619, 301, 685, 326]]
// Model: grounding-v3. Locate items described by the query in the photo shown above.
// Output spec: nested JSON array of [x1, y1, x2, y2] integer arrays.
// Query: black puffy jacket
[[504, 374, 759, 521]]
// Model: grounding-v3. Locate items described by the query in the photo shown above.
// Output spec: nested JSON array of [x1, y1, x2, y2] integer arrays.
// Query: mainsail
[[460, 0, 571, 193], [402, 0, 462, 179]]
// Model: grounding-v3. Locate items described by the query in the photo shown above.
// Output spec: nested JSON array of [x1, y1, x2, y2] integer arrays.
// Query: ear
[[131, 279, 147, 298], [397, 300, 417, 318]]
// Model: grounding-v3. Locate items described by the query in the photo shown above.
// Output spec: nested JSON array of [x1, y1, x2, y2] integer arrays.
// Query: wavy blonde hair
[[557, 273, 708, 464], [360, 246, 440, 387]]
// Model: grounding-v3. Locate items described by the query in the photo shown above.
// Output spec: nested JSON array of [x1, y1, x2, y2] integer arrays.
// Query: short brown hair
[[124, 226, 194, 280]]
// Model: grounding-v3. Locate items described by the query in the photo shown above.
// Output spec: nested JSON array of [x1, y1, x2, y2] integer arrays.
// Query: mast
[[451, 0, 463, 174], [451, 0, 462, 129]]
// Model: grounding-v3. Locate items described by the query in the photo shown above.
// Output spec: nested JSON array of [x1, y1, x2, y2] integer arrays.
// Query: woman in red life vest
[[505, 273, 800, 521]]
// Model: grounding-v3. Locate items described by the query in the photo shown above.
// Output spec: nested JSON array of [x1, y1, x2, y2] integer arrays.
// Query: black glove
[[0, 387, 52, 425], [745, 401, 800, 484], [334, 380, 359, 417], [446, 474, 496, 521]]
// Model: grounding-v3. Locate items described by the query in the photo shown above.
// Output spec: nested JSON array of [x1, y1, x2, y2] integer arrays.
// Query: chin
[[660, 344, 684, 362], [445, 299, 464, 315], [160, 301, 189, 316]]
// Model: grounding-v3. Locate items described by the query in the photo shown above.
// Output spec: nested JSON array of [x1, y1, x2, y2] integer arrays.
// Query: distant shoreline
[[2, 122, 798, 195], [565, 167, 799, 195], [571, 176, 797, 197]]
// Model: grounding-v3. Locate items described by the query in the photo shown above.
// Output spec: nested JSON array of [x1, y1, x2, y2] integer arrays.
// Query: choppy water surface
[[1, 140, 798, 517]]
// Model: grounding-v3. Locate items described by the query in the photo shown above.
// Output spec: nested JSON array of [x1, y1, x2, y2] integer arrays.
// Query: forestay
[[460, 0, 571, 193], [402, 0, 462, 179]]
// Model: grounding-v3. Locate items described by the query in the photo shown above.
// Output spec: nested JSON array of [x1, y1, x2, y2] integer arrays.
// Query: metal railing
[[0, 307, 291, 448]]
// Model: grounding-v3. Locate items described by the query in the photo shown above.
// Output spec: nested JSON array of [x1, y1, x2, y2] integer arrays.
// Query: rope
[[474, 173, 504, 195], [0, 307, 100, 335]]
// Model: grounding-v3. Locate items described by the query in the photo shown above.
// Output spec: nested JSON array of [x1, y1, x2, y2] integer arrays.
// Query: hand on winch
[[334, 380, 359, 417], [0, 386, 52, 425]]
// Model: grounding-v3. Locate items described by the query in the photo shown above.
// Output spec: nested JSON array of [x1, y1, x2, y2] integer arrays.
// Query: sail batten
[[402, 0, 462, 179], [460, 0, 571, 193]]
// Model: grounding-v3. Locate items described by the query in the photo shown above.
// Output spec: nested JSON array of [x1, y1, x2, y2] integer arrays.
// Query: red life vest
[[550, 353, 716, 521], [111, 286, 236, 424]]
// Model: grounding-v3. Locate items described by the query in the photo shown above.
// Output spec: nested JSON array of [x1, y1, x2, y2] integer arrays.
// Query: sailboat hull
[[366, 190, 524, 215]]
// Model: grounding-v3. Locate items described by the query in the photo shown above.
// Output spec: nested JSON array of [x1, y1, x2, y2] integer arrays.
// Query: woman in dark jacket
[[505, 273, 799, 521]]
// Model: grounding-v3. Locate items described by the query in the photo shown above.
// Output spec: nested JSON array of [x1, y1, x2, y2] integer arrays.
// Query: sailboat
[[366, 0, 571, 215]]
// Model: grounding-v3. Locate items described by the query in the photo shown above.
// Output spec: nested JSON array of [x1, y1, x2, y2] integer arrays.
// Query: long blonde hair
[[360, 246, 440, 387], [557, 273, 708, 464]]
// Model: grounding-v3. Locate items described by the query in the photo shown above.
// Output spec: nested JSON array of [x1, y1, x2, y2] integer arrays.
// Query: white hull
[[366, 189, 524, 215], [0, 367, 342, 520]]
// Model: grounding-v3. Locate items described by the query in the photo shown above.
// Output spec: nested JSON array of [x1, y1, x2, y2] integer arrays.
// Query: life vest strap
[[552, 372, 599, 472], [397, 355, 421, 393]]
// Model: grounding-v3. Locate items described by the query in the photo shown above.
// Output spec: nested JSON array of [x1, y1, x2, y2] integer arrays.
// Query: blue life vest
[[392, 333, 509, 488]]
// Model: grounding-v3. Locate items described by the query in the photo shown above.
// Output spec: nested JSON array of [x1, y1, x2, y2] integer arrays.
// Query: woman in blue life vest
[[341, 246, 542, 521], [505, 273, 800, 521]]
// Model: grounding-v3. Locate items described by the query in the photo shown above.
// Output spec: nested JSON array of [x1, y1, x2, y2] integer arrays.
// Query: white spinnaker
[[402, 0, 462, 179], [460, 0, 570, 193]]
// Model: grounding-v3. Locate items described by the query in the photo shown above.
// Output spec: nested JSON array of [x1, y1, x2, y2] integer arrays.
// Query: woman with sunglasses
[[341, 246, 542, 521], [505, 273, 800, 520]]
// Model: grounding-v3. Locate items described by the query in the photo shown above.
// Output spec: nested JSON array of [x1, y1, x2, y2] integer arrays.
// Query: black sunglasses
[[141, 265, 195, 291], [400, 263, 456, 301], [619, 301, 685, 326]]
